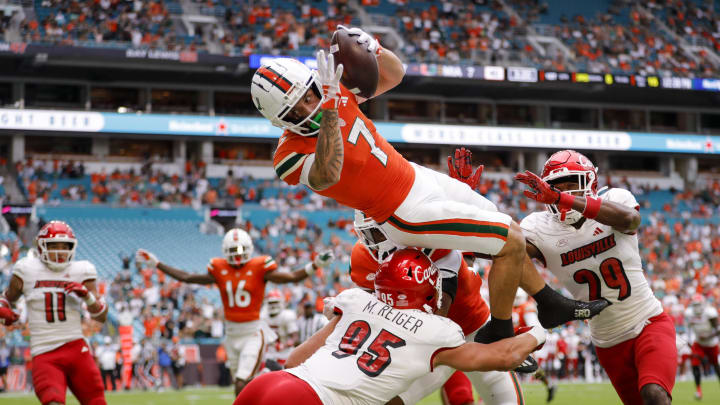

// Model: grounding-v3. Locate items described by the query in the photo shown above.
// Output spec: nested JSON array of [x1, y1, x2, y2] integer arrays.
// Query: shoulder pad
[[75, 260, 98, 280]]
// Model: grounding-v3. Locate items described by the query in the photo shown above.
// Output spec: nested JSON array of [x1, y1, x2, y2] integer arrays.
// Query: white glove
[[524, 325, 547, 349], [322, 297, 336, 320], [315, 49, 343, 109], [337, 25, 380, 54], [135, 249, 159, 269], [313, 250, 335, 268]]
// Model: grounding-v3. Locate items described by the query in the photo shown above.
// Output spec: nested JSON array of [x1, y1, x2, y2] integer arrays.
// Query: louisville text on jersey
[[362, 300, 424, 334], [34, 280, 73, 288], [560, 234, 617, 266]]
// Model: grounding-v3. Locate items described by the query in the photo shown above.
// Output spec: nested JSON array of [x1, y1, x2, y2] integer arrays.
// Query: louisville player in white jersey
[[515, 150, 676, 405], [0, 221, 108, 405], [262, 289, 300, 369], [350, 210, 527, 405], [234, 248, 546, 405], [136, 228, 333, 396], [684, 293, 720, 400]]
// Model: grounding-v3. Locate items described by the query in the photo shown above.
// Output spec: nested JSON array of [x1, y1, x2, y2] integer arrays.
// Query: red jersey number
[[331, 320, 407, 377], [573, 257, 631, 301]]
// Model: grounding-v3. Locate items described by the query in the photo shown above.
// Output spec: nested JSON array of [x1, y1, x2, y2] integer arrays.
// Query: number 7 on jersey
[[348, 118, 388, 166]]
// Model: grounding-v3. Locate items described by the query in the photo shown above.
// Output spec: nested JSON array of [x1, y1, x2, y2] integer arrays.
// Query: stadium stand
[[5, 0, 719, 76]]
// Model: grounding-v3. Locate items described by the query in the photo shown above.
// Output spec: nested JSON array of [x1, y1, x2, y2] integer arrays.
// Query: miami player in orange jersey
[[344, 211, 526, 405], [252, 26, 608, 345], [135, 228, 333, 396]]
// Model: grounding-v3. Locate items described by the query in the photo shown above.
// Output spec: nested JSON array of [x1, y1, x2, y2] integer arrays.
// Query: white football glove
[[313, 250, 335, 268], [315, 49, 343, 109], [521, 325, 547, 349], [135, 249, 159, 269], [322, 297, 337, 320], [337, 25, 380, 55]]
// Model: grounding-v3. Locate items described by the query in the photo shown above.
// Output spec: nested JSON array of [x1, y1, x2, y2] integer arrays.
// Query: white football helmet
[[354, 210, 399, 263], [251, 58, 324, 136], [222, 228, 253, 266]]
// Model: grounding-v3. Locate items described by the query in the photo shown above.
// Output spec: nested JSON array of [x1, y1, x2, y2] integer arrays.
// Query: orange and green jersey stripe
[[387, 215, 508, 241], [510, 371, 524, 404]]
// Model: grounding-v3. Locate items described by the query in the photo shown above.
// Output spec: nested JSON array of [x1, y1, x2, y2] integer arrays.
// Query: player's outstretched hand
[[135, 248, 159, 268], [314, 250, 335, 268], [316, 49, 343, 109], [514, 170, 561, 205], [64, 281, 89, 298], [0, 305, 19, 326], [336, 25, 380, 54], [447, 147, 483, 190]]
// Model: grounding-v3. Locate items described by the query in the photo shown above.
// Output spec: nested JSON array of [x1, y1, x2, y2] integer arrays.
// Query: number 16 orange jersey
[[207, 255, 278, 323], [273, 85, 415, 223]]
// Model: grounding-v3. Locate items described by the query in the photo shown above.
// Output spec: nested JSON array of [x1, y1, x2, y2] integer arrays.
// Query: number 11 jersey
[[286, 288, 465, 405], [520, 187, 662, 348], [272, 85, 415, 223], [12, 256, 98, 357]]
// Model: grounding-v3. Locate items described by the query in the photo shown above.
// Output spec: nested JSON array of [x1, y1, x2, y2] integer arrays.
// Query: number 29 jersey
[[272, 85, 415, 223], [12, 256, 98, 357], [286, 288, 465, 405], [520, 188, 662, 348]]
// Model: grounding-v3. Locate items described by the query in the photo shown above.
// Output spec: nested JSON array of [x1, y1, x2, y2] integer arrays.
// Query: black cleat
[[547, 384, 557, 403], [538, 298, 610, 329], [514, 355, 539, 374]]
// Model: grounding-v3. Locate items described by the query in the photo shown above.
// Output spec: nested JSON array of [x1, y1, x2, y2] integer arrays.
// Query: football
[[330, 29, 379, 99]]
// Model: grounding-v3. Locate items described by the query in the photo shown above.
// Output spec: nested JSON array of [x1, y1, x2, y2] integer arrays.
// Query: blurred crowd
[[14, 158, 346, 211], [20, 0, 181, 51], [5, 0, 718, 78]]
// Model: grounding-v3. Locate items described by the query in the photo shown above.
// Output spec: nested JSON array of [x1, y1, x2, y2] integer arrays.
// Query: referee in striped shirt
[[297, 301, 329, 344]]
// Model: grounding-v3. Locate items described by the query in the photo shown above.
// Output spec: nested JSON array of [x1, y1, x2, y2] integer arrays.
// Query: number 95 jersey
[[286, 288, 465, 405], [520, 188, 662, 348]]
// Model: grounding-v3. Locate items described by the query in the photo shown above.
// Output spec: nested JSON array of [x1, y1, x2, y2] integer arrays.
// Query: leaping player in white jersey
[[684, 293, 720, 400], [0, 221, 108, 405], [233, 248, 547, 405], [514, 150, 676, 405]]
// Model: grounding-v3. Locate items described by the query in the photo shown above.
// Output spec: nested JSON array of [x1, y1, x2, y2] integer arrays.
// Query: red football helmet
[[541, 150, 599, 223], [374, 248, 441, 314], [36, 220, 77, 271], [266, 289, 284, 316]]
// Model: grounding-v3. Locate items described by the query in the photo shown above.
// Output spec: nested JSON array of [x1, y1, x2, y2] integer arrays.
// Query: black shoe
[[547, 384, 557, 402], [538, 298, 610, 329], [514, 355, 539, 374]]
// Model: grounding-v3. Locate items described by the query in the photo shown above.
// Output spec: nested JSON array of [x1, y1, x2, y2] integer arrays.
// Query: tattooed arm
[[307, 50, 344, 191], [307, 108, 344, 190]]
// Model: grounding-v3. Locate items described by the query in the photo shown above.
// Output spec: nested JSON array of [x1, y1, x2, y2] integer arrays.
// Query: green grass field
[[0, 380, 717, 405]]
